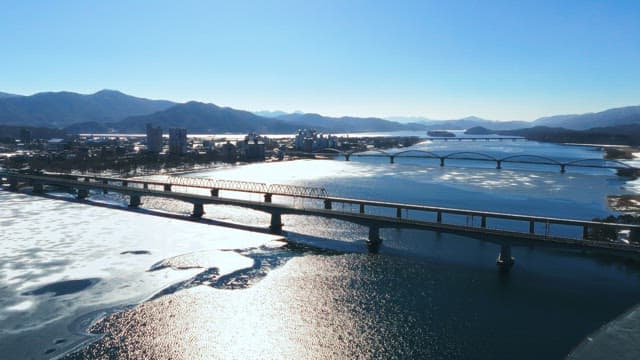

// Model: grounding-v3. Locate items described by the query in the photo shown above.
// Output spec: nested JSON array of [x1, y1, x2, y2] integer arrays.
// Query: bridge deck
[[3, 171, 640, 254]]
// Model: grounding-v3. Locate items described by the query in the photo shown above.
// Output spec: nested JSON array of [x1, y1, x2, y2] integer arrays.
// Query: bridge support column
[[345, 154, 351, 161], [481, 216, 487, 228], [84, 177, 90, 182], [269, 212, 283, 234], [264, 193, 272, 203], [529, 221, 535, 234], [210, 188, 219, 197], [122, 181, 128, 187], [359, 204, 365, 214], [324, 199, 332, 210], [396, 207, 402, 218], [436, 211, 442, 223], [368, 225, 381, 244], [440, 158, 445, 167], [32, 183, 44, 193], [101, 180, 109, 194], [143, 183, 148, 189], [8, 178, 18, 191], [164, 184, 172, 192], [77, 188, 89, 200], [583, 225, 589, 240], [191, 203, 204, 218], [560, 164, 566, 173], [496, 244, 515, 269], [390, 156, 395, 164], [129, 194, 141, 208], [496, 160, 502, 170]]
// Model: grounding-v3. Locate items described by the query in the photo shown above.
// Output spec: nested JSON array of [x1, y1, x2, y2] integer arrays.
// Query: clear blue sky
[[1, 0, 639, 120]]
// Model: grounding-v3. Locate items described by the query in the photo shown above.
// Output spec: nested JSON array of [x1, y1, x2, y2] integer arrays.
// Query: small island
[[427, 130, 456, 137]]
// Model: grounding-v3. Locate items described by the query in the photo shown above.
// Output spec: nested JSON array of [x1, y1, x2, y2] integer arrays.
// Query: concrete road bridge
[[291, 148, 639, 175], [426, 136, 525, 141], [3, 171, 640, 268]]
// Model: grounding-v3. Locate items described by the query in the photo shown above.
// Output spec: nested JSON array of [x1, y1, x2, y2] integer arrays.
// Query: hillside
[[112, 102, 297, 133], [496, 125, 640, 146], [533, 106, 640, 130], [0, 90, 175, 128], [0, 92, 21, 99], [276, 113, 426, 132]]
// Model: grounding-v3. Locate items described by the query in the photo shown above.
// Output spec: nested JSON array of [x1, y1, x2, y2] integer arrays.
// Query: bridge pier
[[496, 244, 515, 269], [129, 194, 141, 208], [164, 184, 172, 192], [496, 160, 502, 170], [102, 179, 109, 194], [269, 212, 283, 234], [529, 221, 535, 234], [436, 211, 442, 223], [143, 183, 148, 190], [368, 225, 381, 245], [122, 181, 128, 187], [390, 156, 395, 164], [210, 188, 219, 197], [77, 188, 89, 200], [396, 207, 402, 218], [359, 204, 365, 214], [324, 199, 332, 210], [440, 158, 445, 167], [560, 164, 566, 173], [191, 203, 204, 218], [481, 216, 487, 228], [264, 193, 272, 203], [8, 177, 18, 191], [32, 183, 44, 193], [344, 154, 351, 161]]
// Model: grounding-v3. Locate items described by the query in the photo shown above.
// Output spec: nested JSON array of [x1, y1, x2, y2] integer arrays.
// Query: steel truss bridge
[[289, 148, 639, 174], [3, 171, 640, 268]]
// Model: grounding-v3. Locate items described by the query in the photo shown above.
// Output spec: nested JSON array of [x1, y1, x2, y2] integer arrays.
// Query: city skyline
[[2, 0, 639, 121]]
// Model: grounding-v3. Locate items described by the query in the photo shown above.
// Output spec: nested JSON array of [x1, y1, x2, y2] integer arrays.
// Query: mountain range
[[0, 90, 174, 128], [0, 89, 638, 134]]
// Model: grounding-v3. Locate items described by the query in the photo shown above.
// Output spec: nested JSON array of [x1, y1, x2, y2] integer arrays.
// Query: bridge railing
[[323, 196, 640, 241], [4, 170, 639, 244]]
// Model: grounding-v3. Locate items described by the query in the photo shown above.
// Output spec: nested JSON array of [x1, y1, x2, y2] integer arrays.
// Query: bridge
[[294, 148, 639, 175], [3, 171, 640, 269], [427, 136, 525, 141]]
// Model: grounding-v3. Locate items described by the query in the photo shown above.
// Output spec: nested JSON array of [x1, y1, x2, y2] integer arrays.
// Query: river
[[1, 137, 640, 359]]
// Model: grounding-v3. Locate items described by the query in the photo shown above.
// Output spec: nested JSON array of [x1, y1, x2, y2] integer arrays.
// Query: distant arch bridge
[[288, 148, 638, 174]]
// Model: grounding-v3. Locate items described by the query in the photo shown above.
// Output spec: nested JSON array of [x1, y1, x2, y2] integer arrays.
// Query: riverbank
[[603, 146, 640, 160]]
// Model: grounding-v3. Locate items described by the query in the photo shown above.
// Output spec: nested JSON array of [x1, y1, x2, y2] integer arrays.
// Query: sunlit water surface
[[2, 139, 640, 359]]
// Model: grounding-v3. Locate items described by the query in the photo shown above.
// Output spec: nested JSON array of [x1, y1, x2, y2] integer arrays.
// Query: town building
[[145, 124, 163, 153], [169, 128, 187, 155], [46, 138, 67, 152], [294, 129, 338, 152], [19, 129, 32, 145], [219, 141, 237, 162], [236, 132, 266, 161]]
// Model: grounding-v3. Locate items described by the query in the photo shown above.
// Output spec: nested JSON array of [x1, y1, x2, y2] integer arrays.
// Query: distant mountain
[[533, 106, 640, 130], [0, 91, 21, 99], [495, 125, 640, 146], [385, 116, 436, 124], [253, 110, 291, 118], [0, 90, 175, 128], [111, 101, 297, 133], [276, 113, 426, 132], [420, 116, 530, 131]]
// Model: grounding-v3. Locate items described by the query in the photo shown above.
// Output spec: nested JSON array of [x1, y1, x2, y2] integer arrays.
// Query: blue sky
[[1, 0, 639, 120]]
